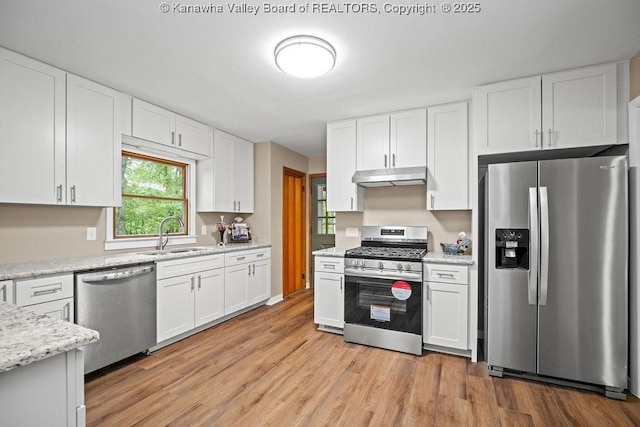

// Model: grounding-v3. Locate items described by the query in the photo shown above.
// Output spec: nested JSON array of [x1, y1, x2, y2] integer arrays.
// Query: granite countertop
[[312, 247, 350, 257], [0, 243, 271, 281], [0, 302, 99, 373], [423, 252, 474, 265]]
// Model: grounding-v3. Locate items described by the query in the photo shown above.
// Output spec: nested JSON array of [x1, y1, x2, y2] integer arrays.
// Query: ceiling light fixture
[[274, 35, 336, 78]]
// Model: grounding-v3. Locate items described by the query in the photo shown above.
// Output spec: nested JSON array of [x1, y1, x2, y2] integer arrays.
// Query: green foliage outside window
[[114, 152, 187, 237]]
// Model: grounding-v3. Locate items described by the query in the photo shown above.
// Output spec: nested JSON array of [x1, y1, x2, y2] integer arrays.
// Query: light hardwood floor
[[85, 289, 640, 426]]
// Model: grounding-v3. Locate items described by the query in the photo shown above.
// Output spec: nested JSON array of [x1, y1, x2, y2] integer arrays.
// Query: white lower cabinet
[[156, 254, 225, 343], [15, 274, 74, 322], [423, 263, 469, 351], [224, 248, 271, 314], [313, 256, 344, 330]]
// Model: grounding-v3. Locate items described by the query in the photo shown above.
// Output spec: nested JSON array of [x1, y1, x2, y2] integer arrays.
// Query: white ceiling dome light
[[274, 35, 336, 78]]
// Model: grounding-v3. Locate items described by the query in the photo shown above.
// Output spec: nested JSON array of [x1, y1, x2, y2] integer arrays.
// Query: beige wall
[[335, 186, 472, 253], [631, 50, 640, 100]]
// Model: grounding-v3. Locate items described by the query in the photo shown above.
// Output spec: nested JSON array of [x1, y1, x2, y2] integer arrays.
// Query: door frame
[[282, 167, 307, 295], [309, 173, 328, 287]]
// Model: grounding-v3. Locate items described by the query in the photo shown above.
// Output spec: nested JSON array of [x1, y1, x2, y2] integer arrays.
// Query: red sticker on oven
[[391, 281, 412, 300]]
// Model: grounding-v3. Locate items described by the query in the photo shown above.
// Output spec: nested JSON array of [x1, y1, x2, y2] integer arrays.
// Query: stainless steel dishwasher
[[75, 264, 157, 374]]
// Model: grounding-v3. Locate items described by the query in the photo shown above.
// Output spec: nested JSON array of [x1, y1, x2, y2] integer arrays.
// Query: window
[[316, 182, 335, 234], [113, 151, 188, 238]]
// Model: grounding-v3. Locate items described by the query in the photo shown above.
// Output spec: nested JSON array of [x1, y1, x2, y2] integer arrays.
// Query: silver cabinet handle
[[1, 284, 7, 302], [350, 197, 353, 210], [392, 154, 396, 167], [234, 201, 237, 211], [238, 201, 241, 211], [197, 274, 201, 290], [56, 185, 63, 203], [248, 265, 251, 276], [534, 130, 540, 147], [437, 272, 455, 279], [252, 264, 256, 276], [340, 277, 343, 293], [63, 302, 70, 322], [322, 264, 336, 269], [70, 185, 76, 203], [528, 187, 539, 305], [547, 129, 553, 147], [539, 186, 550, 305], [178, 133, 182, 147], [257, 253, 264, 258], [384, 154, 388, 168], [33, 287, 62, 297], [430, 194, 435, 209], [171, 131, 175, 145], [237, 256, 246, 261]]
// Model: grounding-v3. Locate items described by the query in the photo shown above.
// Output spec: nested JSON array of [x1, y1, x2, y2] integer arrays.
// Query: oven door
[[344, 274, 422, 335]]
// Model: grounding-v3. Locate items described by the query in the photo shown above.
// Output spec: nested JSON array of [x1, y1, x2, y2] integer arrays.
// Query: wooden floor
[[85, 289, 640, 426]]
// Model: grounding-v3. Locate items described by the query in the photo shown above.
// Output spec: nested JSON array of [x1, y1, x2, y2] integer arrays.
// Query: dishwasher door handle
[[81, 266, 155, 283]]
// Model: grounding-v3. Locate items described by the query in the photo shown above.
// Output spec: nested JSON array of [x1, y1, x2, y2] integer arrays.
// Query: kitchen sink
[[138, 247, 208, 256]]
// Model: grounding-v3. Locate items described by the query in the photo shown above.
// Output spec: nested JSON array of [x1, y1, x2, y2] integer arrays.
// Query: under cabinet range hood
[[351, 167, 427, 187]]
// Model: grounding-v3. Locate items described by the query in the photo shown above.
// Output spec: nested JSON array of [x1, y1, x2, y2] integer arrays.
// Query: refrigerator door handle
[[528, 187, 538, 305], [539, 186, 550, 306]]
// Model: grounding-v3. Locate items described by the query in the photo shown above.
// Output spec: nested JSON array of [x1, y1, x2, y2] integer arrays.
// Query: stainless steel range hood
[[351, 167, 427, 187]]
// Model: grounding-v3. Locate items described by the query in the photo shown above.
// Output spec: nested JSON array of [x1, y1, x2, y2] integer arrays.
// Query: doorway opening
[[309, 174, 335, 285], [282, 167, 307, 295]]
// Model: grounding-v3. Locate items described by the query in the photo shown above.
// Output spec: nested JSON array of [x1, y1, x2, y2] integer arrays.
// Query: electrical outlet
[[345, 227, 359, 237], [201, 225, 207, 236], [86, 227, 97, 241]]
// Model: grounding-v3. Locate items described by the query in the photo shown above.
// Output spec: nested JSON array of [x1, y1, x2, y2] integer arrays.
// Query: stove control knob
[[378, 261, 384, 269], [405, 264, 411, 271], [359, 260, 366, 268], [396, 263, 403, 271]]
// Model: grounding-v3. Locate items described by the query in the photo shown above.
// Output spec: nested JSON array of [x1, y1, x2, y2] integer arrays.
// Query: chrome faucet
[[157, 216, 185, 250]]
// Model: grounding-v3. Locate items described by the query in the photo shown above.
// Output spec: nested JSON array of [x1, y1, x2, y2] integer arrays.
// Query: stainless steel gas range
[[343, 226, 427, 355]]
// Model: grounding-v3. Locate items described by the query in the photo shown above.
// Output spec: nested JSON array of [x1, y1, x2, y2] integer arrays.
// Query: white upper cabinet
[[357, 114, 390, 170], [327, 120, 364, 212], [474, 62, 626, 155], [0, 48, 121, 207], [0, 47, 66, 205], [197, 129, 254, 213], [390, 109, 427, 168], [356, 109, 427, 170], [542, 64, 617, 149], [132, 98, 210, 156], [66, 74, 122, 207], [427, 102, 469, 210], [474, 76, 542, 154]]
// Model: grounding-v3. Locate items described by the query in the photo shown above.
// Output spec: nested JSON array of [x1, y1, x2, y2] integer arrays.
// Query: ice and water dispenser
[[495, 229, 529, 269]]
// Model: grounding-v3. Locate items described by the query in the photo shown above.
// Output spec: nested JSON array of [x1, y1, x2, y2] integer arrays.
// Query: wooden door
[[282, 167, 307, 295]]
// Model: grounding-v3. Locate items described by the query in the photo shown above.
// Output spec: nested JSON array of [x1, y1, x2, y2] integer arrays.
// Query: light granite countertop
[[0, 302, 99, 373], [313, 248, 473, 265], [0, 243, 271, 281]]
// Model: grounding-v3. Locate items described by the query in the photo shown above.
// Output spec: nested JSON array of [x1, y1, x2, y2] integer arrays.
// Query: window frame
[[315, 182, 335, 235], [104, 148, 197, 251]]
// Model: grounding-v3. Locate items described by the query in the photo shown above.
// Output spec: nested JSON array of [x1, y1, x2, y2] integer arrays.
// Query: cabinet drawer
[[157, 254, 224, 279], [314, 256, 345, 274], [424, 264, 468, 285], [225, 248, 271, 267], [15, 274, 74, 306]]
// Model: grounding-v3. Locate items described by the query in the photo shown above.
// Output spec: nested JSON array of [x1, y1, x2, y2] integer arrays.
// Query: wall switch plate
[[345, 227, 359, 237], [201, 225, 207, 236], [86, 227, 97, 241]]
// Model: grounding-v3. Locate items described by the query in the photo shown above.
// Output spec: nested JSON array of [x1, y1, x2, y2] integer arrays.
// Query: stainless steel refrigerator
[[485, 155, 628, 399]]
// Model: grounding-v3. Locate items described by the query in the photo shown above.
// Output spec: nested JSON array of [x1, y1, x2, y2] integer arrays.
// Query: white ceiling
[[1, 0, 639, 157]]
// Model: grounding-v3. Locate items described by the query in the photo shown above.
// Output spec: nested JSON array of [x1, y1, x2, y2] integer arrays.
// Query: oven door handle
[[344, 271, 422, 282]]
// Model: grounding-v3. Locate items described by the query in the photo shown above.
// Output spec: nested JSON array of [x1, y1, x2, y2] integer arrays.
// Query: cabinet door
[[66, 74, 122, 207], [357, 114, 390, 170], [0, 47, 66, 204], [157, 275, 195, 342], [235, 137, 254, 213], [542, 63, 617, 149], [390, 108, 427, 169], [212, 130, 236, 212], [194, 268, 225, 327], [475, 76, 542, 154], [427, 103, 469, 210], [249, 259, 271, 304], [224, 264, 250, 314], [175, 115, 210, 155], [424, 282, 468, 349], [23, 297, 74, 322], [327, 120, 363, 212], [314, 272, 344, 328], [132, 98, 175, 146]]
